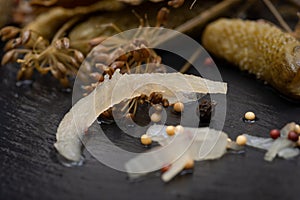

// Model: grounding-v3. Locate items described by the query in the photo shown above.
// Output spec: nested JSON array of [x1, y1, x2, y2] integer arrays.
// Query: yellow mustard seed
[[244, 111, 256, 120], [166, 126, 175, 136], [236, 135, 247, 146], [141, 134, 152, 145], [173, 102, 184, 112]]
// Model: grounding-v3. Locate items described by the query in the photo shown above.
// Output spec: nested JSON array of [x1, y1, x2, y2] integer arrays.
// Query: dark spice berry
[[288, 131, 299, 142], [199, 100, 213, 123], [269, 129, 280, 139]]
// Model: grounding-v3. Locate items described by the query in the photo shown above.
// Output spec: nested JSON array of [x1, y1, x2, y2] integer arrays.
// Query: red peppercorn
[[269, 129, 280, 139], [161, 164, 171, 173], [288, 131, 299, 142]]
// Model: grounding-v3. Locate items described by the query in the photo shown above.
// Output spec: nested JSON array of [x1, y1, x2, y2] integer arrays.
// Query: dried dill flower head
[[81, 34, 167, 120], [1, 30, 84, 87], [0, 0, 124, 87], [77, 7, 174, 120], [83, 40, 164, 91], [78, 8, 169, 94]]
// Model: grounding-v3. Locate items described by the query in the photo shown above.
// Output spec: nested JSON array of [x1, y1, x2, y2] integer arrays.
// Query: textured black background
[[1, 1, 300, 200]]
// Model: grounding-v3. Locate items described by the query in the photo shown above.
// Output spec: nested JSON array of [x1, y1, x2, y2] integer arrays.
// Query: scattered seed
[[166, 126, 175, 136], [173, 102, 184, 112], [269, 129, 280, 139], [141, 134, 152, 145], [236, 135, 247, 146], [244, 111, 256, 121], [294, 124, 300, 134], [288, 131, 299, 142]]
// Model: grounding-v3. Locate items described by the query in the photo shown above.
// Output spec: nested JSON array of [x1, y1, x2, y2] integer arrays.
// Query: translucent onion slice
[[244, 122, 298, 162], [146, 125, 228, 160], [244, 134, 274, 150], [245, 134, 295, 161], [125, 125, 228, 182], [55, 70, 227, 161], [265, 122, 297, 161], [278, 148, 300, 159], [280, 122, 296, 137], [264, 138, 294, 161], [245, 134, 297, 161]]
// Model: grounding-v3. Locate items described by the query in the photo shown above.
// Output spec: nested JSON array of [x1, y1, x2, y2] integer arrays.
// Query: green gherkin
[[202, 18, 300, 99]]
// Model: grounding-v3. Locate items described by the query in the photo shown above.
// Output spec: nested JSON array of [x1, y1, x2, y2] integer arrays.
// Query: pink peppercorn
[[269, 129, 280, 139], [288, 131, 299, 142]]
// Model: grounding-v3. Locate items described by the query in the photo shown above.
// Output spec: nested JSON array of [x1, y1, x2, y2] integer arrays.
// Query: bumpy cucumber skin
[[202, 18, 300, 99]]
